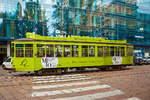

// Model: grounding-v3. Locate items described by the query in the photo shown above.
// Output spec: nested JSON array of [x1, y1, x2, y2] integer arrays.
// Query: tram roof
[[14, 32, 128, 44]]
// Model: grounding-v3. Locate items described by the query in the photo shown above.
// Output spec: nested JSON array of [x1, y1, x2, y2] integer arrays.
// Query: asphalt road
[[0, 65, 150, 100]]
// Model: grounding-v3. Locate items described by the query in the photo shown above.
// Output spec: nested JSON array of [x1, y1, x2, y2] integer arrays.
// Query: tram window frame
[[89, 46, 95, 57], [25, 44, 33, 57], [37, 44, 45, 57], [104, 46, 109, 56], [82, 46, 88, 57], [55, 45, 63, 57], [16, 44, 24, 57], [110, 46, 115, 56], [46, 45, 54, 57], [11, 43, 14, 57], [64, 45, 71, 57], [72, 45, 78, 57], [120, 47, 125, 56], [98, 46, 103, 57]]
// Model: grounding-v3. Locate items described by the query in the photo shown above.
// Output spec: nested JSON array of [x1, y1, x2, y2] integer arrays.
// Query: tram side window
[[115, 47, 120, 56], [64, 45, 71, 57], [72, 45, 78, 57], [104, 46, 109, 56], [98, 46, 103, 57], [16, 44, 24, 57], [11, 43, 14, 57], [120, 47, 125, 56], [82, 46, 88, 57], [127, 47, 133, 56], [25, 44, 33, 57], [46, 45, 54, 57], [89, 46, 95, 57], [110, 47, 114, 56], [55, 45, 62, 57], [37, 44, 45, 57]]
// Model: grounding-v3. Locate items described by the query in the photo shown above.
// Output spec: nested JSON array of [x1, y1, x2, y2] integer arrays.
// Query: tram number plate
[[41, 57, 58, 68], [112, 56, 122, 65]]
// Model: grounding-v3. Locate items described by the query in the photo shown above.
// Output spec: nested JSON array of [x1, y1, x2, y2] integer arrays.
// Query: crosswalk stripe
[[32, 77, 91, 84], [124, 97, 141, 100], [32, 84, 111, 97], [32, 81, 99, 90], [48, 89, 124, 100], [33, 74, 85, 79]]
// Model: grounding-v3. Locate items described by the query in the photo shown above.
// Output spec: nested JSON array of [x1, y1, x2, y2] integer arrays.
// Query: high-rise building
[[0, 0, 150, 64]]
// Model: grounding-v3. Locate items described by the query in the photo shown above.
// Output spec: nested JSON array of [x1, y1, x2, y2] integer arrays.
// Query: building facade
[[0, 0, 150, 63]]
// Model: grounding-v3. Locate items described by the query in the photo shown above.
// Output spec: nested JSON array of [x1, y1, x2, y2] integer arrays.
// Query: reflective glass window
[[46, 45, 54, 57], [104, 46, 109, 56], [72, 45, 78, 57], [55, 45, 62, 57], [37, 44, 45, 57], [64, 45, 71, 57], [82, 46, 88, 57], [25, 44, 33, 57], [89, 46, 95, 57], [98, 46, 103, 57], [16, 44, 24, 57]]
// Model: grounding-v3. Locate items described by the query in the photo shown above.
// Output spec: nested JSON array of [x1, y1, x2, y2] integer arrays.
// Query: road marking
[[33, 74, 85, 79], [124, 97, 141, 100], [32, 85, 111, 97], [32, 77, 91, 84], [32, 81, 99, 90], [48, 90, 124, 100]]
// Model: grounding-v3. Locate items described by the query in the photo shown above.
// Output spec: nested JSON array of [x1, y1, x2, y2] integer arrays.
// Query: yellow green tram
[[9, 32, 133, 74]]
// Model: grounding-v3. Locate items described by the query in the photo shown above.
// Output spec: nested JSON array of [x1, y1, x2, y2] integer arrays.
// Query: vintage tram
[[6, 32, 133, 74]]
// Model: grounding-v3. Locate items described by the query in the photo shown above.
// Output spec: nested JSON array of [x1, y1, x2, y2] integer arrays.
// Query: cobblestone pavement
[[0, 65, 150, 100]]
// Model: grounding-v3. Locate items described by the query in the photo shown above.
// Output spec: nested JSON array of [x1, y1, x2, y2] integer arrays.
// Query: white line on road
[[32, 81, 99, 90], [124, 97, 141, 100], [48, 90, 124, 100], [32, 77, 91, 84], [32, 85, 111, 97]]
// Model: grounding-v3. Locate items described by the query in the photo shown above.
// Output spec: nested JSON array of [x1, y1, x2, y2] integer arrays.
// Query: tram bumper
[[2, 64, 16, 71]]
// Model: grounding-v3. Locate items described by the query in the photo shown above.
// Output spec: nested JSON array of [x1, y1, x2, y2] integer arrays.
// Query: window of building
[[64, 45, 71, 57], [104, 46, 109, 56], [72, 45, 78, 57], [25, 44, 33, 57], [37, 44, 45, 57], [82, 46, 88, 57], [16, 44, 24, 57], [98, 46, 103, 57], [89, 46, 95, 57], [55, 45, 62, 57], [46, 45, 54, 57], [110, 46, 114, 56]]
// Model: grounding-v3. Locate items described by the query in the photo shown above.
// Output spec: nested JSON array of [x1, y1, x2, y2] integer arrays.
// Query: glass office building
[[0, 0, 150, 63]]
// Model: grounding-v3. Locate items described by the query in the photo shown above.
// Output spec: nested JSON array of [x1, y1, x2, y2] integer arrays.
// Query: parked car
[[2, 57, 12, 70], [143, 57, 150, 64], [134, 56, 144, 65]]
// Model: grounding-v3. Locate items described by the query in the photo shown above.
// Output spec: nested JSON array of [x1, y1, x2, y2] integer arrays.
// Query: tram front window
[[25, 44, 33, 57], [16, 44, 24, 57]]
